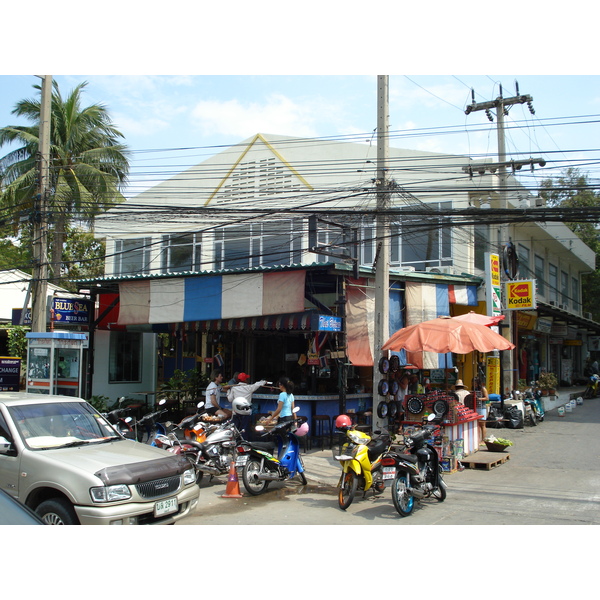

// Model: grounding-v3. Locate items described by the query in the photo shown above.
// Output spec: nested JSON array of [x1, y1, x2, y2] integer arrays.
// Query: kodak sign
[[504, 280, 536, 310]]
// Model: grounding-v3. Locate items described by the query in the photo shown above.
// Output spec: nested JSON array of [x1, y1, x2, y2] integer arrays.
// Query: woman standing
[[266, 376, 296, 424], [473, 377, 489, 442]]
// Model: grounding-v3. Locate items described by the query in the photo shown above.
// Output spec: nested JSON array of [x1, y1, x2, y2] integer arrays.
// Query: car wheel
[[36, 498, 79, 525]]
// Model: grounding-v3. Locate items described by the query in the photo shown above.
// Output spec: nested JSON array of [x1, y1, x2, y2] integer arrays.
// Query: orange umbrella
[[453, 311, 505, 327], [382, 315, 515, 354]]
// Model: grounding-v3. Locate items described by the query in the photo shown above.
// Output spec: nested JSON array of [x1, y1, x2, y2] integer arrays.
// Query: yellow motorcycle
[[333, 415, 394, 510]]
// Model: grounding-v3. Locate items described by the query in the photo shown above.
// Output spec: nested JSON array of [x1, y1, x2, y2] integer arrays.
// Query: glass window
[[548, 264, 558, 303], [161, 234, 201, 273], [518, 244, 530, 277], [109, 332, 141, 383], [534, 255, 545, 297], [474, 224, 490, 271], [561, 271, 569, 306], [572, 277, 579, 312], [114, 238, 152, 276]]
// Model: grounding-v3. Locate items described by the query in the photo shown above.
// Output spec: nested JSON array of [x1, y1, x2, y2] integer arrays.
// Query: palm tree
[[0, 79, 129, 283]]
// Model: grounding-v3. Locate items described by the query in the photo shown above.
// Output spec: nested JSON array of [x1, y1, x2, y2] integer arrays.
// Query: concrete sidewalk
[[301, 387, 587, 487]]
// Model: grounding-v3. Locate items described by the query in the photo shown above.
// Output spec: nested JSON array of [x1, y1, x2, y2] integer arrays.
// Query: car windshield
[[8, 401, 120, 450]]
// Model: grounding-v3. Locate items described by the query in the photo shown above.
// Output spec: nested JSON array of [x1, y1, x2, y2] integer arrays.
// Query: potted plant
[[537, 372, 558, 396]]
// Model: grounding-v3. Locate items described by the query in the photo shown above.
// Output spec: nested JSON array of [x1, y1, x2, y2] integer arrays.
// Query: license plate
[[382, 466, 396, 480], [235, 455, 249, 466], [154, 497, 178, 517]]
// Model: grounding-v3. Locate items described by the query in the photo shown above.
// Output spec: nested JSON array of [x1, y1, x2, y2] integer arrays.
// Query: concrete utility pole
[[372, 75, 390, 423], [31, 75, 52, 333], [464, 83, 542, 393]]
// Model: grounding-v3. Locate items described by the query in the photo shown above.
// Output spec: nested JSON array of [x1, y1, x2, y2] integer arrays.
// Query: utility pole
[[31, 75, 52, 333], [373, 75, 390, 424], [464, 83, 542, 394]]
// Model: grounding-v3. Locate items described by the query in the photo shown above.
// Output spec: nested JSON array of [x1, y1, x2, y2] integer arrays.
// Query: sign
[[311, 314, 342, 332], [307, 352, 319, 366], [504, 280, 537, 310], [0, 357, 21, 391], [52, 297, 92, 325], [516, 311, 537, 330], [485, 252, 502, 317], [486, 356, 501, 395], [536, 317, 553, 334]]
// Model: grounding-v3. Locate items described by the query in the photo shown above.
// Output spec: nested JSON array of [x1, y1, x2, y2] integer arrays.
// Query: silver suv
[[0, 393, 200, 524]]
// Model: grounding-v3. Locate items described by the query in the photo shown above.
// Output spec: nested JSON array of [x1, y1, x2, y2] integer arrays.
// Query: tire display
[[406, 395, 424, 415]]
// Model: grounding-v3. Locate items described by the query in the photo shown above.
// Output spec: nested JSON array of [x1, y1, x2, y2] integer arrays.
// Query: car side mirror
[[0, 436, 14, 455]]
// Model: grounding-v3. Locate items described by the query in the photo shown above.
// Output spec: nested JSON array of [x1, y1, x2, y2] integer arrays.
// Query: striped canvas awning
[[188, 311, 316, 332]]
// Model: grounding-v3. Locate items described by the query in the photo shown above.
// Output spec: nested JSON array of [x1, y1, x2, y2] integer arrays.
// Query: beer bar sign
[[504, 280, 537, 310]]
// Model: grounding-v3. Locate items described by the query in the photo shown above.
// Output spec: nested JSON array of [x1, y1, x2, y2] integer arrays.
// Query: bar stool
[[312, 415, 332, 450]]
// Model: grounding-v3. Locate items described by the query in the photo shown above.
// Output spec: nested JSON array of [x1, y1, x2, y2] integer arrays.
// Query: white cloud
[[190, 94, 322, 139]]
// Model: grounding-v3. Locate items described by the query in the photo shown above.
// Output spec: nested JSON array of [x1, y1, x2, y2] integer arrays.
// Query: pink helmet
[[295, 422, 309, 436]]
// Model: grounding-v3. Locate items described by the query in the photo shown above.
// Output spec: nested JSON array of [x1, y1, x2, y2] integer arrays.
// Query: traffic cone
[[221, 460, 243, 498]]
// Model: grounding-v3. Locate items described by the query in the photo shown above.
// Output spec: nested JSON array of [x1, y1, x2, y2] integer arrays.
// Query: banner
[[486, 356, 501, 395]]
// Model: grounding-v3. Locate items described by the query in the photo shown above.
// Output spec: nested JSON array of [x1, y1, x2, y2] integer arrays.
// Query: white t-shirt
[[205, 381, 221, 409]]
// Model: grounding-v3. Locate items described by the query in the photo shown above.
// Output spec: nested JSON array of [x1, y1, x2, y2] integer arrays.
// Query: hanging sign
[[504, 280, 536, 310], [485, 252, 502, 317]]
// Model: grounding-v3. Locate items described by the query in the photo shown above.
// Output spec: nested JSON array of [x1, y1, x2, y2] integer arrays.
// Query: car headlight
[[183, 468, 196, 485], [90, 484, 132, 503]]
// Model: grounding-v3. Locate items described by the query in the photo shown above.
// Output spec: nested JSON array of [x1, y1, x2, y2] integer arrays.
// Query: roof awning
[[188, 310, 318, 332]]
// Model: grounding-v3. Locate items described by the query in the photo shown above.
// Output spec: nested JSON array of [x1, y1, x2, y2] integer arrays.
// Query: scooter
[[136, 399, 169, 443], [523, 382, 545, 424], [237, 407, 308, 496], [333, 414, 393, 511], [102, 397, 136, 440], [583, 374, 600, 399], [391, 413, 447, 518]]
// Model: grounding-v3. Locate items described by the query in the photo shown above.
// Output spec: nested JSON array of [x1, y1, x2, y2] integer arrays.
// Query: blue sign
[[0, 357, 21, 391], [12, 298, 91, 326], [312, 314, 342, 332]]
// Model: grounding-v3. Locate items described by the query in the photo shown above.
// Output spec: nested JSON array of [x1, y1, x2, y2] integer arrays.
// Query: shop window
[[161, 233, 201, 273], [534, 255, 545, 296], [109, 332, 141, 383], [113, 238, 152, 276]]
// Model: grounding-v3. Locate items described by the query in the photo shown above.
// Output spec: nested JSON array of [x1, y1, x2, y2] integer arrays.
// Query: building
[[82, 133, 599, 408]]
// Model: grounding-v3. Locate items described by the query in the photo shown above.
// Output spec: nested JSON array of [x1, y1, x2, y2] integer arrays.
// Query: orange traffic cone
[[221, 460, 243, 498]]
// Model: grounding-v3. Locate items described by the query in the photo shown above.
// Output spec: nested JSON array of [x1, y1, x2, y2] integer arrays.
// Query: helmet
[[232, 397, 252, 415], [335, 414, 353, 430], [295, 421, 309, 436]]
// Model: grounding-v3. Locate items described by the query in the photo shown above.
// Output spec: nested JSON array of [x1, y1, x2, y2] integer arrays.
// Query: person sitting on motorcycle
[[265, 376, 296, 424], [227, 373, 267, 435], [205, 370, 231, 419]]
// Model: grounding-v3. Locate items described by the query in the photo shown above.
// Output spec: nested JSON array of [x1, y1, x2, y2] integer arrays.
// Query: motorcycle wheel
[[392, 473, 415, 517], [529, 410, 538, 426], [338, 471, 358, 510], [433, 474, 447, 502], [242, 457, 270, 496]]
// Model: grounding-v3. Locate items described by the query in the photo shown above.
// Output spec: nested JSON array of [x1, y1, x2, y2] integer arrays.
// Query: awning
[[181, 310, 318, 332]]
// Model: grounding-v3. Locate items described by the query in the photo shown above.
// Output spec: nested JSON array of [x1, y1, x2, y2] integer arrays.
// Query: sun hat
[[455, 379, 466, 388]]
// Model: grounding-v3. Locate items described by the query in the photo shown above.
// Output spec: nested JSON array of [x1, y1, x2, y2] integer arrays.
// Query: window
[[161, 234, 201, 273], [518, 244, 530, 277], [572, 277, 580, 312], [534, 255, 545, 297], [548, 264, 558, 303], [561, 271, 569, 307], [109, 332, 141, 383], [215, 220, 301, 270], [113, 238, 152, 276], [474, 224, 490, 271]]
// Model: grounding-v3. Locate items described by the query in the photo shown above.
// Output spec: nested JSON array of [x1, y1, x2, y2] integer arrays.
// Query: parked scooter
[[391, 413, 447, 517], [237, 408, 308, 496], [333, 414, 393, 511], [136, 399, 169, 443], [523, 382, 545, 424], [583, 374, 600, 399], [102, 397, 136, 440]]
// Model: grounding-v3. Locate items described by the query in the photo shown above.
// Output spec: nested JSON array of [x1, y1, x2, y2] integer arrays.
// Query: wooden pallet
[[460, 451, 510, 470]]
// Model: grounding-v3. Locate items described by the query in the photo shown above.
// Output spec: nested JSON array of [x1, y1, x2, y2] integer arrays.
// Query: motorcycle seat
[[248, 441, 277, 453], [398, 453, 419, 463]]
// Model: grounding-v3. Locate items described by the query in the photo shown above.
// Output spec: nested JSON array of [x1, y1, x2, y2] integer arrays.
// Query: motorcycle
[[333, 414, 393, 511], [136, 399, 169, 443], [237, 408, 308, 496], [523, 382, 545, 425], [391, 413, 447, 517], [583, 374, 600, 399], [102, 397, 136, 440]]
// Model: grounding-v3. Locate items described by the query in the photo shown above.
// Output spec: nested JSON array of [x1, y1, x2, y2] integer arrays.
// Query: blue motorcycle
[[237, 409, 308, 495]]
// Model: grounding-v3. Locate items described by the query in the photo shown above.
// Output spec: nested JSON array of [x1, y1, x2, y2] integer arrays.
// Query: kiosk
[[26, 331, 88, 396]]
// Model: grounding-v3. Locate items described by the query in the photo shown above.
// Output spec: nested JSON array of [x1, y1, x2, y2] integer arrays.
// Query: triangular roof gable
[[204, 133, 314, 206]]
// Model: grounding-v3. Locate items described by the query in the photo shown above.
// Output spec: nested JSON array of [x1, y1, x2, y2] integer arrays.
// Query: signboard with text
[[504, 280, 537, 311], [485, 252, 502, 316], [0, 357, 21, 391]]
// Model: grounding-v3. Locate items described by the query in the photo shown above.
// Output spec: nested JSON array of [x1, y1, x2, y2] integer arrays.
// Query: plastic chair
[[312, 415, 332, 450]]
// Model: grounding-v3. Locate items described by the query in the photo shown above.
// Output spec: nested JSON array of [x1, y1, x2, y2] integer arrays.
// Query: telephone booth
[[26, 331, 88, 397]]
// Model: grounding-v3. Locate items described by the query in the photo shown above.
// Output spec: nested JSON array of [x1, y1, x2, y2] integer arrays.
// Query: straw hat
[[455, 379, 466, 388]]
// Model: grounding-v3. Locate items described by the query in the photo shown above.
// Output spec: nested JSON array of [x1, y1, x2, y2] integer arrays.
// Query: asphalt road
[[177, 393, 600, 527]]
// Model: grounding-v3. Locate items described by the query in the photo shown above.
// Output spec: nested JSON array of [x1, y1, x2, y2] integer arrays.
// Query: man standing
[[227, 373, 268, 437]]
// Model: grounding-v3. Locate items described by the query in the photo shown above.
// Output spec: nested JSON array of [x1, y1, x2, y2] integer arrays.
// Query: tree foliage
[[0, 79, 129, 285], [540, 168, 600, 320]]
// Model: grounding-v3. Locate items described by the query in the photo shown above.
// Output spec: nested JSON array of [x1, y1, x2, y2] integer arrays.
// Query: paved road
[[177, 393, 600, 526]]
